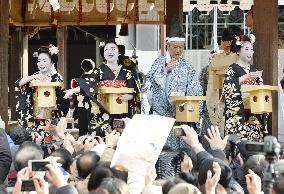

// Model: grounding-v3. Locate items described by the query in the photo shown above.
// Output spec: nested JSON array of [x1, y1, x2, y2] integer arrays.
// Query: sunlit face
[[239, 41, 254, 63], [221, 40, 232, 54], [37, 53, 53, 73], [168, 41, 185, 60], [104, 43, 119, 62]]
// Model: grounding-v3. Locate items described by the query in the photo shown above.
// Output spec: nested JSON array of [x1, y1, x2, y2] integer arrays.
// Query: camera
[[112, 119, 125, 129], [21, 179, 35, 191], [245, 136, 281, 159], [172, 126, 186, 137], [29, 160, 50, 171]]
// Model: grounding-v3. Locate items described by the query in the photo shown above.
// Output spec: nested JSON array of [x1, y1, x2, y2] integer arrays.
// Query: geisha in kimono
[[65, 40, 141, 137], [15, 45, 69, 141], [223, 34, 268, 141]]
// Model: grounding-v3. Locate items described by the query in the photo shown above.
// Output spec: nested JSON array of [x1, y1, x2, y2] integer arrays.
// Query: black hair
[[222, 28, 233, 41], [38, 46, 58, 64], [9, 126, 32, 145], [76, 151, 100, 179], [230, 34, 253, 53], [87, 165, 128, 191], [51, 148, 73, 172], [92, 178, 128, 194], [81, 59, 95, 72]]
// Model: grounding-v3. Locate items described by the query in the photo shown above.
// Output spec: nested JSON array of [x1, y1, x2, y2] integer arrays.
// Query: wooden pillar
[[0, 0, 9, 127], [254, 0, 278, 136], [22, 34, 29, 77], [57, 26, 68, 86], [9, 28, 22, 121], [166, 0, 183, 37]]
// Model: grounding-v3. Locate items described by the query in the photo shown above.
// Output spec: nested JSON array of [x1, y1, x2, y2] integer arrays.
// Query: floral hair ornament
[[249, 34, 256, 44], [33, 52, 38, 58], [235, 35, 244, 46], [49, 44, 59, 55], [99, 42, 105, 47]]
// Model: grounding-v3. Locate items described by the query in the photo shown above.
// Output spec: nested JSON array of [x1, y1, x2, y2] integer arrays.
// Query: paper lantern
[[218, 3, 235, 13], [96, 0, 114, 13], [116, 0, 135, 12], [183, 0, 196, 12], [59, 0, 76, 13]]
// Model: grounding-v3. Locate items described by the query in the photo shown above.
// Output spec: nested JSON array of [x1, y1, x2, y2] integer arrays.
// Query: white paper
[[111, 114, 175, 175]]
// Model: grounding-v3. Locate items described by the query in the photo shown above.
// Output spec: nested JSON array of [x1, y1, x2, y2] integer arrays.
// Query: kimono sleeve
[[54, 74, 69, 117], [146, 57, 168, 89], [223, 65, 243, 118]]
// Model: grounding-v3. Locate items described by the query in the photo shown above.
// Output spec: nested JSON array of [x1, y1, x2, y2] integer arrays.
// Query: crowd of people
[[0, 7, 283, 194]]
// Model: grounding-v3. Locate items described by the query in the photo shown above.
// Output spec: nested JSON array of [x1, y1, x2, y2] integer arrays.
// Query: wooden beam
[[22, 34, 29, 77], [56, 26, 68, 86], [254, 0, 278, 137], [10, 20, 164, 27], [9, 28, 22, 121], [0, 0, 9, 128]]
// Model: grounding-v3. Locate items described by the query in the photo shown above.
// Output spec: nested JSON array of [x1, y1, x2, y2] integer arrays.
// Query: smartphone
[[21, 179, 35, 191], [112, 119, 125, 129], [173, 126, 186, 137], [29, 160, 50, 171]]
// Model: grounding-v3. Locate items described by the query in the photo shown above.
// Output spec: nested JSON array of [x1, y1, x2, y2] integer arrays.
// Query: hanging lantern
[[116, 0, 135, 12], [183, 0, 196, 12], [60, 0, 76, 13], [147, 0, 155, 11], [232, 0, 240, 5], [220, 0, 228, 4], [96, 0, 114, 13], [75, 0, 95, 13], [139, 0, 155, 12], [239, 0, 253, 12], [218, 2, 235, 13], [196, 0, 213, 14], [154, 0, 165, 12], [210, 0, 219, 4], [36, 0, 52, 13]]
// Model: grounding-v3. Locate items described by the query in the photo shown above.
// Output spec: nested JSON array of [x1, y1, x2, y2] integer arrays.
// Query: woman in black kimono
[[66, 40, 141, 136], [15, 45, 69, 140], [223, 34, 268, 141]]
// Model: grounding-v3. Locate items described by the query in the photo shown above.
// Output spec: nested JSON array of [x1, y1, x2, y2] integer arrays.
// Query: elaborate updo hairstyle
[[230, 34, 254, 54], [37, 45, 59, 64]]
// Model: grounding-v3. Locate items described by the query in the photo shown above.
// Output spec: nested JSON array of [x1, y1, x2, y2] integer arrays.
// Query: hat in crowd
[[198, 157, 232, 188], [168, 16, 185, 43], [167, 183, 201, 194]]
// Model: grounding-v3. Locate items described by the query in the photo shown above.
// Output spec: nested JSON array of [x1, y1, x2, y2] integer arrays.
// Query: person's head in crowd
[[36, 45, 59, 74], [90, 178, 129, 194], [162, 177, 186, 194], [88, 165, 128, 191], [76, 151, 100, 179], [244, 154, 267, 180], [245, 5, 254, 29], [166, 16, 185, 60], [81, 59, 95, 74], [51, 148, 73, 172], [198, 157, 232, 188], [221, 28, 233, 55], [273, 160, 284, 194], [167, 183, 201, 194], [9, 126, 32, 145], [14, 141, 43, 172]]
